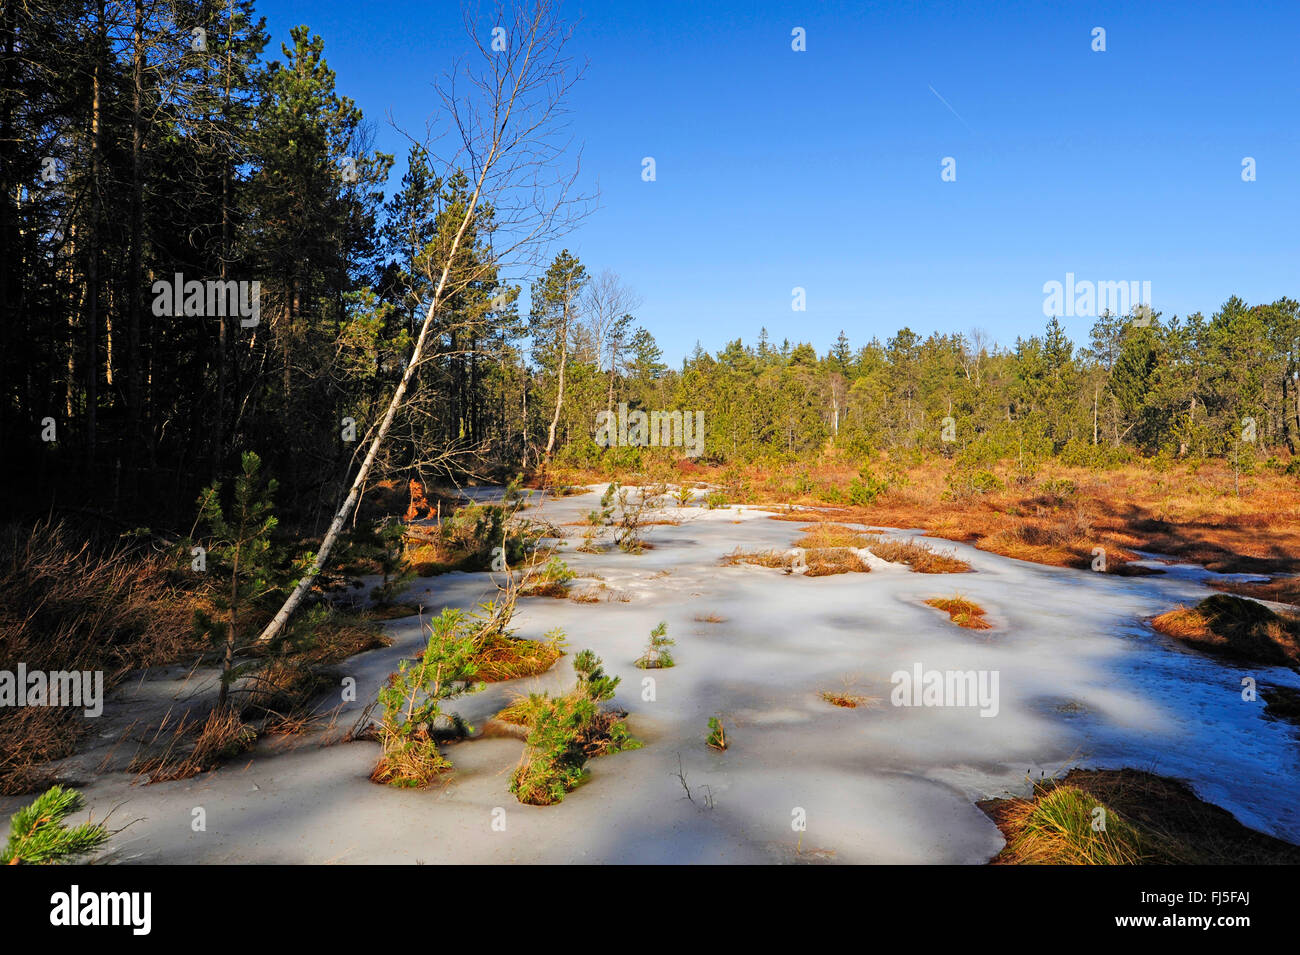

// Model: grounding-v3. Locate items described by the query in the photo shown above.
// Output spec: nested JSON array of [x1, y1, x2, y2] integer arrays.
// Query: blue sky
[[257, 0, 1300, 364]]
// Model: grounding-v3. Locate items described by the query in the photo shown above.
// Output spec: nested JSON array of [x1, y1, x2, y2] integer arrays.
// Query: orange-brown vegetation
[[925, 595, 993, 630], [981, 768, 1300, 865], [1150, 594, 1300, 667], [722, 545, 869, 577], [546, 455, 1300, 602], [0, 521, 203, 793], [819, 691, 869, 708], [861, 534, 970, 573]]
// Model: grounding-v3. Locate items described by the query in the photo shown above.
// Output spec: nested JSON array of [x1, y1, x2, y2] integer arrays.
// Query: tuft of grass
[[863, 535, 970, 573], [470, 630, 565, 682], [548, 484, 588, 497], [131, 705, 257, 783], [369, 735, 450, 788], [722, 545, 869, 577], [721, 547, 788, 570], [981, 768, 1300, 865], [520, 580, 569, 598], [494, 692, 554, 727], [820, 691, 868, 708], [1151, 594, 1300, 667], [803, 548, 870, 576], [694, 612, 726, 623], [993, 784, 1154, 865], [793, 523, 874, 549], [925, 595, 993, 630], [365, 602, 420, 620]]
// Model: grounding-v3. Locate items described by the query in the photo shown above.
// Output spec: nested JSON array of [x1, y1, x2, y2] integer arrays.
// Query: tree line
[[4, 0, 1296, 541], [594, 300, 1300, 470]]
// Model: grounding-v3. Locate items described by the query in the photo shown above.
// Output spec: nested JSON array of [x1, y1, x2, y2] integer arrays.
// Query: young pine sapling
[[371, 607, 484, 787], [635, 621, 675, 669]]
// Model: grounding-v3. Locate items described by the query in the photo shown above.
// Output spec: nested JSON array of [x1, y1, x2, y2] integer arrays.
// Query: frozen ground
[[13, 485, 1300, 863]]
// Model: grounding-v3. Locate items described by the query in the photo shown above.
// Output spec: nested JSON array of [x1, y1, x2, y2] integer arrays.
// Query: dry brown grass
[[289, 611, 392, 666], [694, 612, 726, 623], [721, 547, 789, 570], [130, 705, 258, 783], [863, 535, 971, 573], [547, 455, 1300, 604], [520, 579, 569, 598], [493, 693, 549, 727], [587, 454, 1300, 588], [368, 732, 450, 788], [365, 603, 420, 620], [0, 521, 204, 793], [128, 621, 381, 783], [469, 634, 564, 682], [793, 524, 874, 549], [1150, 594, 1300, 667], [569, 589, 601, 603], [925, 595, 993, 630], [981, 768, 1300, 865], [722, 545, 869, 577], [819, 691, 868, 708], [404, 539, 465, 577], [804, 548, 870, 575], [781, 520, 969, 572]]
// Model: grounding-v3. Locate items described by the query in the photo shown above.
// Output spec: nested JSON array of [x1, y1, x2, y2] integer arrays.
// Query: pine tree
[[372, 607, 484, 786], [530, 250, 588, 458], [635, 621, 675, 669], [1, 786, 108, 864], [194, 452, 282, 708]]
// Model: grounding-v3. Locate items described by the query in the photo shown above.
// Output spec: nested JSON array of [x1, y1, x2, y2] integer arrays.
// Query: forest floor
[[9, 480, 1299, 863]]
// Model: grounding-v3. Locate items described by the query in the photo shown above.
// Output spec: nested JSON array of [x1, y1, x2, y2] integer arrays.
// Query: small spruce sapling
[[635, 621, 675, 669]]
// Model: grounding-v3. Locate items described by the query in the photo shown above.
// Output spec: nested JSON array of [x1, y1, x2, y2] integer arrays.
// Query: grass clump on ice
[[1151, 594, 1300, 667], [981, 768, 1300, 865], [925, 594, 992, 630]]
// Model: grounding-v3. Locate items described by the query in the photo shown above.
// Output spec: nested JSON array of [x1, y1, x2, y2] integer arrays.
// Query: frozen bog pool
[[22, 485, 1300, 863]]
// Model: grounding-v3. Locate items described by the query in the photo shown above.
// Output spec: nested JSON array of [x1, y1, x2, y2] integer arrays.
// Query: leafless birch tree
[[257, 0, 589, 642]]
